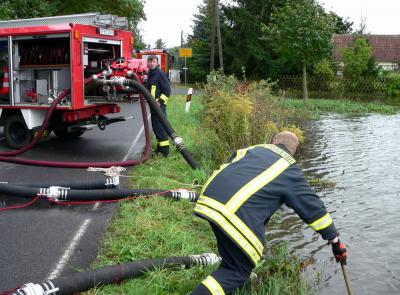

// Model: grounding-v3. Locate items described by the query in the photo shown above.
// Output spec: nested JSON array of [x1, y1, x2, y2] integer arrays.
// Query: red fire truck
[[136, 49, 173, 76], [0, 13, 147, 148]]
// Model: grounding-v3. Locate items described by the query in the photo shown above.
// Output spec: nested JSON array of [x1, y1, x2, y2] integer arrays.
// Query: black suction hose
[[93, 73, 202, 170], [10, 253, 220, 295], [0, 183, 41, 198], [123, 79, 201, 169], [9, 178, 119, 190], [59, 188, 198, 202], [47, 256, 192, 295], [0, 183, 199, 202]]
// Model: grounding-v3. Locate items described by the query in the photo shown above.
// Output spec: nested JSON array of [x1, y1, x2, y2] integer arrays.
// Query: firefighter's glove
[[331, 239, 347, 265]]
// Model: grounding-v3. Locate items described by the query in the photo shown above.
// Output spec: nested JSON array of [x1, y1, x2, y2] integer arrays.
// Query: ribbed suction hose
[[95, 76, 201, 169], [10, 253, 220, 295]]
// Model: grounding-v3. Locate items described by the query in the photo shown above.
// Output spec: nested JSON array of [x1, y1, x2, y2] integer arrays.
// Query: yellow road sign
[[180, 48, 193, 58]]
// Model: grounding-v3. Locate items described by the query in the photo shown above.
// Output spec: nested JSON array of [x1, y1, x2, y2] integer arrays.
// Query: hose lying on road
[[0, 183, 199, 202], [8, 253, 220, 295]]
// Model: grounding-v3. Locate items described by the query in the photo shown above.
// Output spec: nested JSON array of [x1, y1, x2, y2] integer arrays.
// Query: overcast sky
[[139, 0, 400, 48]]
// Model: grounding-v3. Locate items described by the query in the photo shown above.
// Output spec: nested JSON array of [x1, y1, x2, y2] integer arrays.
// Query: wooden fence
[[275, 75, 390, 100]]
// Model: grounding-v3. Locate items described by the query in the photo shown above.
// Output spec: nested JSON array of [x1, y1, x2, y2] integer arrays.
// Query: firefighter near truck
[[0, 13, 148, 149]]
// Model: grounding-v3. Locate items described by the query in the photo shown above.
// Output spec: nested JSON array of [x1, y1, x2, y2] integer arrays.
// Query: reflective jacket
[[194, 144, 338, 266], [145, 66, 171, 105]]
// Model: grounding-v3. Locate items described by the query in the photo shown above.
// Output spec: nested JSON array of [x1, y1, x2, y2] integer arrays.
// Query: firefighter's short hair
[[147, 55, 159, 63]]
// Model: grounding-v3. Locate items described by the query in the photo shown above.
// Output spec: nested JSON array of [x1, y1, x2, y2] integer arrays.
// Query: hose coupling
[[172, 136, 186, 151], [44, 186, 70, 201], [96, 77, 127, 86], [12, 282, 59, 295], [190, 253, 221, 267], [170, 189, 198, 202], [105, 176, 120, 188]]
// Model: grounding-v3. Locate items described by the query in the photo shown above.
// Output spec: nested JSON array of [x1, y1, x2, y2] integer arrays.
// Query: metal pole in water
[[341, 262, 353, 295]]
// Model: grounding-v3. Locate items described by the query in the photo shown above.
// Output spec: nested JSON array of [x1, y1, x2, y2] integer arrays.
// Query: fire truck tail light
[[74, 31, 80, 39], [131, 37, 134, 45], [66, 113, 79, 122]]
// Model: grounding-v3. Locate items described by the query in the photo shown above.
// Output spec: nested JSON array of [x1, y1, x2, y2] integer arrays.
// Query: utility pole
[[215, 0, 224, 72], [181, 30, 184, 83], [210, 0, 216, 72]]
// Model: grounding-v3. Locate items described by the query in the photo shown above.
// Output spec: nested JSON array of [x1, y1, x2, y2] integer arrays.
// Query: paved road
[[0, 101, 149, 291]]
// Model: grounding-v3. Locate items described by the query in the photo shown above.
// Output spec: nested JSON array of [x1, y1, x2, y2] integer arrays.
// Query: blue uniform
[[145, 66, 171, 156], [192, 144, 338, 294]]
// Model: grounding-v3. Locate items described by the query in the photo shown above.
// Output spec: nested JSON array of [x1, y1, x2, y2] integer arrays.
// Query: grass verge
[[284, 98, 399, 119], [84, 94, 312, 295]]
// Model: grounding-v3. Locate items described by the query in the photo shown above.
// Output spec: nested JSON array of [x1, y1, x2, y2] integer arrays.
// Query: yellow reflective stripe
[[309, 213, 333, 231], [233, 149, 246, 162], [194, 204, 261, 265], [201, 276, 225, 295], [231, 145, 259, 163], [201, 146, 254, 195], [159, 94, 169, 104], [226, 158, 291, 212], [263, 144, 296, 164], [200, 144, 289, 196], [198, 196, 264, 255], [151, 85, 156, 97], [158, 140, 169, 147], [201, 163, 229, 194]]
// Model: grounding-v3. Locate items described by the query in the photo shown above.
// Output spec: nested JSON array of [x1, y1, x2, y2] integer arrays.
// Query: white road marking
[[122, 114, 151, 162], [46, 105, 149, 280], [47, 218, 91, 280]]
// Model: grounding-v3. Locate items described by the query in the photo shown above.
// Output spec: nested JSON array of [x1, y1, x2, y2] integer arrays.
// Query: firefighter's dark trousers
[[150, 103, 169, 156], [191, 223, 253, 295]]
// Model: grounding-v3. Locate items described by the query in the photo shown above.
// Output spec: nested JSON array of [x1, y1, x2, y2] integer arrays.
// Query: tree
[[343, 37, 376, 78], [328, 11, 353, 34], [0, 0, 146, 51], [54, 0, 146, 30], [222, 0, 288, 79], [355, 17, 368, 35], [0, 0, 56, 20], [133, 29, 147, 50], [154, 38, 166, 49], [186, 0, 213, 82], [271, 0, 335, 100]]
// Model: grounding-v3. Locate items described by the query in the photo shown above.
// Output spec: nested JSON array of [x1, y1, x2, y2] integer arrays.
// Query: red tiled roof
[[333, 34, 400, 62]]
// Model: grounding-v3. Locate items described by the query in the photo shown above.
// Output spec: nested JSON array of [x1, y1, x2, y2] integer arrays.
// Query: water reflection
[[266, 113, 400, 295]]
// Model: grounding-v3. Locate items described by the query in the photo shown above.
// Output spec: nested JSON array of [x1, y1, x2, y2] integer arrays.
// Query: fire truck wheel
[[4, 114, 33, 149], [53, 127, 84, 140]]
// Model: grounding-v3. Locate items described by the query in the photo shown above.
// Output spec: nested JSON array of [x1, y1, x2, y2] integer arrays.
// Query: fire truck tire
[[53, 127, 84, 140], [4, 114, 33, 149]]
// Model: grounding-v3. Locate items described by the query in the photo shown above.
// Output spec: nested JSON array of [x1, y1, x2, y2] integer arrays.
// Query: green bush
[[386, 72, 400, 97], [202, 71, 306, 161], [311, 59, 336, 91], [343, 37, 378, 78]]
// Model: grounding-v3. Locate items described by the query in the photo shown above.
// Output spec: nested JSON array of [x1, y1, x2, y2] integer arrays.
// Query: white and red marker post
[[185, 88, 193, 113]]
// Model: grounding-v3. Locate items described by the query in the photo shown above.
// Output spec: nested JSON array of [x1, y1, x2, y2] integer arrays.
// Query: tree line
[[0, 0, 147, 48], [186, 0, 357, 99]]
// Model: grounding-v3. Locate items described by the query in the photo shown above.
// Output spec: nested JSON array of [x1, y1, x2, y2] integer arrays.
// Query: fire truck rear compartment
[[13, 35, 72, 106], [84, 41, 121, 100]]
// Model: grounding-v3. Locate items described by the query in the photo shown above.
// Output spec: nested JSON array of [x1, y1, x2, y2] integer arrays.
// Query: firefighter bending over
[[191, 131, 347, 294], [145, 55, 171, 157]]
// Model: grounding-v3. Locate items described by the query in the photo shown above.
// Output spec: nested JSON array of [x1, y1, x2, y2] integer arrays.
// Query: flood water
[[266, 113, 400, 295]]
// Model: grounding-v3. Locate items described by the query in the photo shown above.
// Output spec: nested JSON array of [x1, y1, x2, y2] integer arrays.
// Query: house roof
[[333, 34, 400, 62]]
